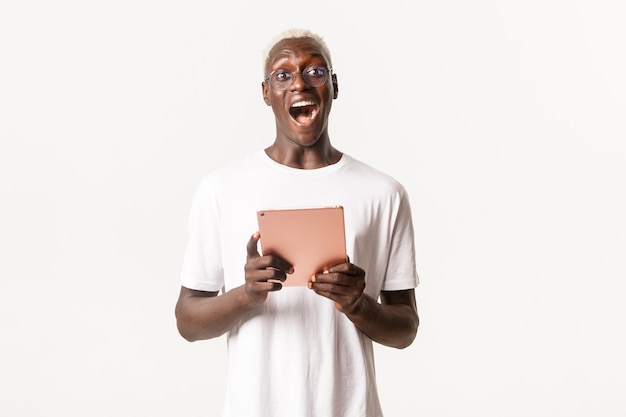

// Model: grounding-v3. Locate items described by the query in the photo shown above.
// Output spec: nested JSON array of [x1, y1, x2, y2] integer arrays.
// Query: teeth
[[291, 100, 315, 108]]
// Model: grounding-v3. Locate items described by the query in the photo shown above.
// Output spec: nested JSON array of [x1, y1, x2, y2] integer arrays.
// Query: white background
[[1, 0, 625, 416]]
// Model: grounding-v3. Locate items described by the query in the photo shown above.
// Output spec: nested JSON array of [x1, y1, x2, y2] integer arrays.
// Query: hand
[[308, 260, 366, 314], [243, 232, 293, 306]]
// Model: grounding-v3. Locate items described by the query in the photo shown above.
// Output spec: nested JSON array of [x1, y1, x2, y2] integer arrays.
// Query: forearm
[[175, 286, 256, 342], [344, 294, 419, 349]]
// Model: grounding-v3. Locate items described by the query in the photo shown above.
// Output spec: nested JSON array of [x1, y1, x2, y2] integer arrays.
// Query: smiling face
[[262, 37, 338, 149]]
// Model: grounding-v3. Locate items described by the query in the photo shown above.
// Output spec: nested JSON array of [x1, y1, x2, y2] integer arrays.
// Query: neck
[[264, 143, 342, 169]]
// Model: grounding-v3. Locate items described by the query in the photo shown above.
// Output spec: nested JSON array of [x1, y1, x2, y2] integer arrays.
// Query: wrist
[[236, 285, 267, 309], [340, 294, 367, 316]]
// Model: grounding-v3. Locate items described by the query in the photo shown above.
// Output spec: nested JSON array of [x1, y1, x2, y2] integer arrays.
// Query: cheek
[[267, 93, 288, 114], [265, 89, 278, 104]]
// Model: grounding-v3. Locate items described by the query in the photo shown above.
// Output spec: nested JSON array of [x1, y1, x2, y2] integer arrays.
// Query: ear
[[331, 73, 339, 99], [262, 81, 271, 106]]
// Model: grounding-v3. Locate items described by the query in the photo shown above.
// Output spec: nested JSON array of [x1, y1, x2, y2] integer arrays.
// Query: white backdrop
[[1, 1, 625, 416]]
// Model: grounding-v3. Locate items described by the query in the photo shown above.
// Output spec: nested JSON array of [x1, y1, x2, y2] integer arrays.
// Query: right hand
[[242, 232, 293, 306]]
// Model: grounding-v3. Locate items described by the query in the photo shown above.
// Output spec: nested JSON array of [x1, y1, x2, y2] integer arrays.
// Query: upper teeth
[[291, 101, 315, 108]]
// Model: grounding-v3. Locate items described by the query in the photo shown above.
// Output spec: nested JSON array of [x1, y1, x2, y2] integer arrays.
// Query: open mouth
[[289, 100, 318, 124]]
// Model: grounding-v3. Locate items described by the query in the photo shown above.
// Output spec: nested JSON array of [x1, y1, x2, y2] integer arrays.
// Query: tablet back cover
[[256, 206, 347, 286]]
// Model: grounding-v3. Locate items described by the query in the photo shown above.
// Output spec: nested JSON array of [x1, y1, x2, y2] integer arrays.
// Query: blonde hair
[[262, 28, 333, 76]]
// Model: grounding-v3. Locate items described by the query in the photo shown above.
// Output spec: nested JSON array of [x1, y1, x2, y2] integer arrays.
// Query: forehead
[[267, 37, 330, 68]]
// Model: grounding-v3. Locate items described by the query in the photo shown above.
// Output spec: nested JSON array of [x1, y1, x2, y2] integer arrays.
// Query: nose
[[289, 72, 309, 91]]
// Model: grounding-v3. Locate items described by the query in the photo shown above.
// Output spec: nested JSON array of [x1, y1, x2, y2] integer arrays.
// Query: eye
[[272, 69, 293, 83], [305, 66, 327, 79]]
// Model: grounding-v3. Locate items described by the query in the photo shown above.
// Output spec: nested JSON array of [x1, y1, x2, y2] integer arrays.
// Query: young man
[[176, 29, 419, 417]]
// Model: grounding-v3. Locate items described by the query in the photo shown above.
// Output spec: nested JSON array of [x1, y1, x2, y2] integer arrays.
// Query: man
[[175, 28, 419, 417]]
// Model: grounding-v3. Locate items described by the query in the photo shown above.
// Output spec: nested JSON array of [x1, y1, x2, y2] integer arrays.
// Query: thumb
[[246, 231, 261, 259]]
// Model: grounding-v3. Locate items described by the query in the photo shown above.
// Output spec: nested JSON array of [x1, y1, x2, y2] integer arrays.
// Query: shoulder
[[342, 154, 409, 197], [199, 150, 266, 187]]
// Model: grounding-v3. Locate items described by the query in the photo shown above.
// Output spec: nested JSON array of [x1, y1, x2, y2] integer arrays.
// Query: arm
[[346, 288, 418, 349], [175, 286, 251, 342], [175, 232, 293, 342], [309, 263, 419, 349]]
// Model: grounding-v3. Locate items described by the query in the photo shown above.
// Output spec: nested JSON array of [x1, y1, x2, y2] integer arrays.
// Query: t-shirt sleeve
[[180, 176, 225, 292], [381, 188, 419, 291]]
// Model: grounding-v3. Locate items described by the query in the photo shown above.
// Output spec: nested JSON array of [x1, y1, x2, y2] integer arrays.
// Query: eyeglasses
[[264, 65, 332, 91]]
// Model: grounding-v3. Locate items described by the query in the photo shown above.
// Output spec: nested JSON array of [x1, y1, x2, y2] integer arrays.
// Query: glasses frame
[[264, 65, 333, 91]]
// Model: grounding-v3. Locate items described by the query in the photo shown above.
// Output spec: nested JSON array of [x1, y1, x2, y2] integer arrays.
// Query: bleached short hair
[[262, 28, 333, 76]]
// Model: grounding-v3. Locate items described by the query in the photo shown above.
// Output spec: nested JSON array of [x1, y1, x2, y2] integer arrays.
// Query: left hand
[[308, 261, 366, 314]]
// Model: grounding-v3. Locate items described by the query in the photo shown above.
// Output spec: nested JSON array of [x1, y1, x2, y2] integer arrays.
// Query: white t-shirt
[[181, 150, 418, 417]]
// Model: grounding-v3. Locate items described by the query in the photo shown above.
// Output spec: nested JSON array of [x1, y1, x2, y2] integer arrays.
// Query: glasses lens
[[302, 66, 328, 87], [270, 70, 294, 91]]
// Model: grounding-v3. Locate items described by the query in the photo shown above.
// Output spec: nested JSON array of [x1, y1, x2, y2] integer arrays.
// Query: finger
[[328, 262, 364, 276], [310, 271, 365, 294], [267, 255, 294, 275], [261, 266, 289, 283], [246, 231, 261, 258], [248, 280, 283, 293], [310, 281, 354, 296], [246, 257, 294, 284], [312, 271, 350, 285], [249, 255, 293, 275]]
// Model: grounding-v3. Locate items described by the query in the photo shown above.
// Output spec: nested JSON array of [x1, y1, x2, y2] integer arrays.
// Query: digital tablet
[[256, 206, 347, 286]]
